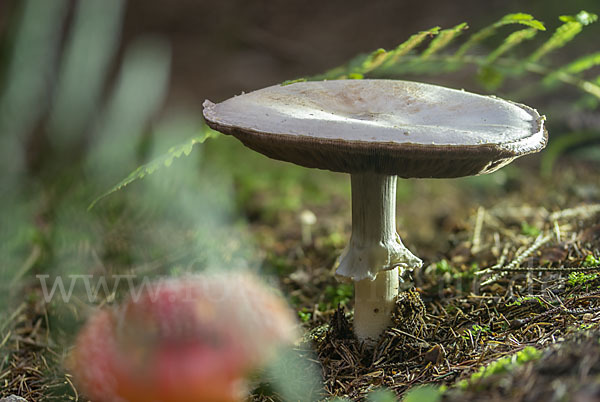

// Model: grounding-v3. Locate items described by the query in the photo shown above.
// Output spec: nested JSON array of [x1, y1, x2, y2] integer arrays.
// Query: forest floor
[[1, 150, 599, 401], [250, 156, 600, 401]]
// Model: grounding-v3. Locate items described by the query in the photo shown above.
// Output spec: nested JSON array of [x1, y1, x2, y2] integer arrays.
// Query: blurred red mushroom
[[68, 272, 297, 402]]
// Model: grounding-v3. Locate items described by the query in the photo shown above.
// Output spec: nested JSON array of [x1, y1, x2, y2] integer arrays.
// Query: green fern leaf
[[381, 26, 440, 67], [559, 10, 598, 25], [282, 78, 307, 86], [546, 51, 600, 82], [346, 27, 443, 76], [421, 22, 468, 60], [350, 48, 388, 75], [89, 126, 219, 209], [455, 13, 545, 59], [477, 28, 539, 90], [486, 28, 539, 64], [529, 11, 597, 63], [502, 13, 546, 29]]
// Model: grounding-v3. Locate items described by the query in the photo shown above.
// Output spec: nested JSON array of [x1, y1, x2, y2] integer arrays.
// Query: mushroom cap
[[203, 79, 547, 178], [68, 272, 297, 402]]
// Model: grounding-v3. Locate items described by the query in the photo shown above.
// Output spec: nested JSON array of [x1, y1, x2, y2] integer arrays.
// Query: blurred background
[[0, 0, 598, 400]]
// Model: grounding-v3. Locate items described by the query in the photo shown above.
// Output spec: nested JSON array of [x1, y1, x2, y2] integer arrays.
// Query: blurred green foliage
[[521, 222, 542, 237], [322, 283, 354, 310], [582, 254, 600, 267], [402, 386, 442, 402]]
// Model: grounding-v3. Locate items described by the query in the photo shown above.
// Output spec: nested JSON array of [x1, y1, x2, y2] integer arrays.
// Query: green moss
[[324, 283, 354, 308], [297, 309, 312, 323], [434, 260, 478, 280], [582, 254, 600, 267], [567, 271, 599, 289], [457, 346, 541, 389], [506, 295, 544, 307], [435, 259, 453, 274], [520, 222, 541, 237]]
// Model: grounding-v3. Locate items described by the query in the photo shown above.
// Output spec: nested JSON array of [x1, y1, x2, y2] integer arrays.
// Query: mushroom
[[68, 272, 297, 402], [203, 79, 547, 344], [299, 209, 317, 245]]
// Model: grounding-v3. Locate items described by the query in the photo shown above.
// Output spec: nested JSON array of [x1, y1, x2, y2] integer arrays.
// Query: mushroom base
[[353, 268, 399, 345], [335, 173, 422, 344]]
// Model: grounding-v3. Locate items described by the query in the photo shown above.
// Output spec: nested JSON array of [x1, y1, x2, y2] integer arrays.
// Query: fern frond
[[560, 10, 598, 25], [529, 11, 597, 63], [282, 26, 442, 84], [476, 27, 540, 89], [544, 52, 600, 85], [455, 13, 545, 59], [348, 48, 388, 77], [89, 126, 219, 209], [421, 22, 468, 60], [485, 28, 539, 64], [381, 26, 441, 67]]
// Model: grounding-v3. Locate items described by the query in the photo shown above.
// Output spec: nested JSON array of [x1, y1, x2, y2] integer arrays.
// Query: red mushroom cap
[[68, 272, 296, 402]]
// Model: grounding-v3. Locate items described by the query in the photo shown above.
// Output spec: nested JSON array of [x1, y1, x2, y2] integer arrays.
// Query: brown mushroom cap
[[203, 79, 547, 178]]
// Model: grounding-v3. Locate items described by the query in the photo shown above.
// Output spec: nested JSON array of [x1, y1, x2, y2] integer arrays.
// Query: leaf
[[381, 26, 440, 67], [529, 11, 597, 63], [499, 13, 546, 30], [88, 126, 219, 209], [477, 27, 539, 88], [559, 10, 598, 25], [544, 51, 600, 85], [421, 22, 468, 60], [350, 48, 388, 75], [455, 13, 545, 58], [281, 78, 307, 86], [486, 28, 539, 64]]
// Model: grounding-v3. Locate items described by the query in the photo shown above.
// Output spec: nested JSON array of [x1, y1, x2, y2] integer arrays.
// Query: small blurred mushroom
[[204, 79, 547, 345], [299, 209, 317, 246], [68, 272, 296, 402]]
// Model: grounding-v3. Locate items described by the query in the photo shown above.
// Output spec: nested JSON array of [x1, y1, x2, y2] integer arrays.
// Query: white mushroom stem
[[354, 269, 399, 343], [336, 173, 422, 344]]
